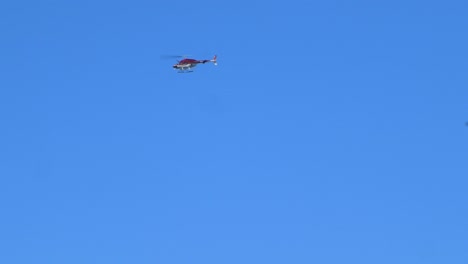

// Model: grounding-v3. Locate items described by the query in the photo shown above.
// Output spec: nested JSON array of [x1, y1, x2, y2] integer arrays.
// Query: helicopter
[[170, 55, 217, 73]]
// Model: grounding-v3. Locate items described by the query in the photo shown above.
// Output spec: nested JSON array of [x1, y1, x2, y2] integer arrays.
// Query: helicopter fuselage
[[173, 59, 204, 70]]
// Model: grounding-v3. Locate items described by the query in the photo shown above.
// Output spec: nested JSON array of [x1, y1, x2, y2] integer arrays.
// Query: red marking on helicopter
[[172, 55, 217, 72]]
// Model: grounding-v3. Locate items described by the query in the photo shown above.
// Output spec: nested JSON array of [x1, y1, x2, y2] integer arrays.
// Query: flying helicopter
[[165, 55, 217, 73]]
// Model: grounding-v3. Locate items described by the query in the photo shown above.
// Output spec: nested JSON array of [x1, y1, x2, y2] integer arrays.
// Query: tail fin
[[211, 55, 217, 65]]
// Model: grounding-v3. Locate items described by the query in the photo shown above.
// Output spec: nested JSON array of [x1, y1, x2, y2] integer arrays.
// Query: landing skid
[[177, 70, 193, 73]]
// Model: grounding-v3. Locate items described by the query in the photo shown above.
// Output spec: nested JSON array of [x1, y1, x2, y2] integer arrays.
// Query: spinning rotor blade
[[160, 55, 191, 59]]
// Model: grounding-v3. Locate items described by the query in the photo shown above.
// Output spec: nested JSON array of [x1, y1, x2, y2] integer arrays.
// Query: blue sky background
[[1, 0, 467, 263]]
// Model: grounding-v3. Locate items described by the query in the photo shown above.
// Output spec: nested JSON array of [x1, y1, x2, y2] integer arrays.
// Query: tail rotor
[[211, 55, 217, 65]]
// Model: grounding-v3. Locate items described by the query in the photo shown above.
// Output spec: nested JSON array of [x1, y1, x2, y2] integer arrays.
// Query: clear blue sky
[[1, 0, 467, 263]]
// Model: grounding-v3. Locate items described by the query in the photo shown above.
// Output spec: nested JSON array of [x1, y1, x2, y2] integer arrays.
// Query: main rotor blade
[[160, 55, 191, 59]]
